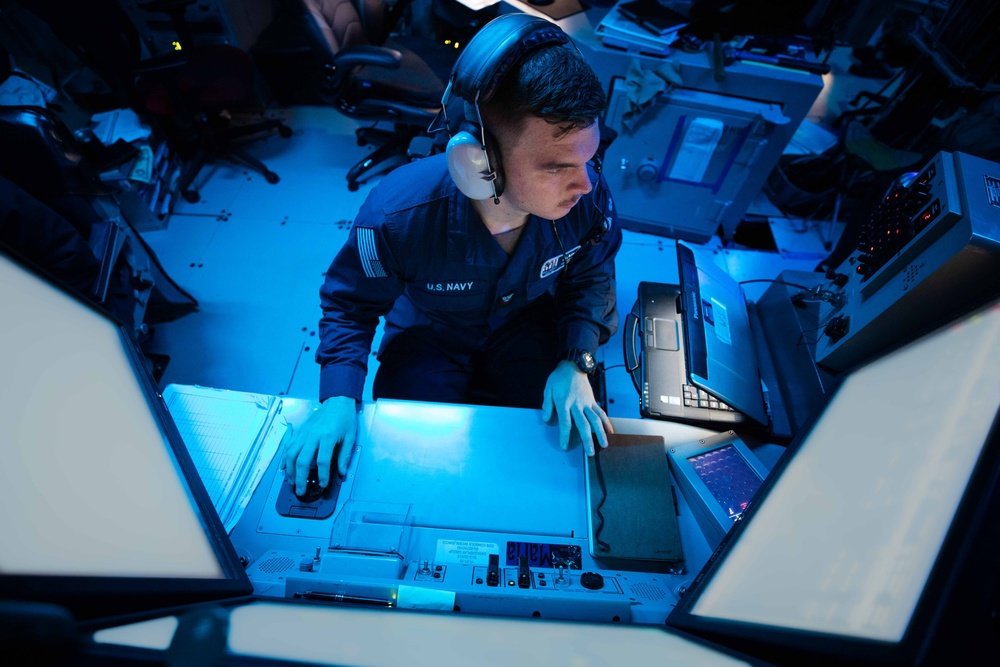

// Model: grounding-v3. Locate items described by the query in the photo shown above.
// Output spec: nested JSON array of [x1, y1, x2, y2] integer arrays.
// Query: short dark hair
[[482, 44, 605, 149]]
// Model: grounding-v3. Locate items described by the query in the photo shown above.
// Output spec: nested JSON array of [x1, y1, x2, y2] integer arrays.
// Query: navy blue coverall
[[315, 153, 622, 407]]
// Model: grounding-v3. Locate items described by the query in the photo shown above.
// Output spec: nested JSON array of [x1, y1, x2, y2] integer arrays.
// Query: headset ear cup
[[446, 129, 495, 200], [446, 121, 505, 201]]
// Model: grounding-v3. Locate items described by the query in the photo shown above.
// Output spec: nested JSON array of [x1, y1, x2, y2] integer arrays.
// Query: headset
[[435, 14, 570, 203], [433, 14, 613, 251]]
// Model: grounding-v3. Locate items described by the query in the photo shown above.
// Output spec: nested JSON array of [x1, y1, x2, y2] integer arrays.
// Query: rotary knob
[[636, 160, 659, 182]]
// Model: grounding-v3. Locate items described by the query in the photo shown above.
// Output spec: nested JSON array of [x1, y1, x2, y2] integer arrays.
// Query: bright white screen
[[0, 254, 224, 578], [93, 601, 751, 666], [690, 302, 1000, 641], [226, 602, 751, 667]]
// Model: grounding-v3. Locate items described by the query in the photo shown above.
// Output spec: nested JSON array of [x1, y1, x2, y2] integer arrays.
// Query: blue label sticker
[[986, 175, 1000, 208]]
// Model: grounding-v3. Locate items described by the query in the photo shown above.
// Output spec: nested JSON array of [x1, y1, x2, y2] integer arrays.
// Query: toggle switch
[[487, 554, 500, 587], [517, 556, 531, 589]]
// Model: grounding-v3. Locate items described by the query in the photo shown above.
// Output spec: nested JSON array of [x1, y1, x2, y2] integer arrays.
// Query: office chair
[[297, 0, 457, 191], [136, 0, 293, 203], [16, 0, 292, 205]]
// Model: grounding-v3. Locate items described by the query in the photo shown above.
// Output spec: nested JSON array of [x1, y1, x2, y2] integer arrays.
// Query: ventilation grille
[[257, 556, 296, 575], [630, 582, 668, 601]]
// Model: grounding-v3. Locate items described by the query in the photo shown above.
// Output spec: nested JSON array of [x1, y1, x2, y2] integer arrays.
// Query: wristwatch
[[563, 348, 597, 375]]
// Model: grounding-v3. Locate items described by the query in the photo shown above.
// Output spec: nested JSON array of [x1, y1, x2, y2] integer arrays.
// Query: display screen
[[688, 445, 762, 521], [505, 542, 583, 569], [0, 253, 226, 579], [685, 301, 1000, 642]]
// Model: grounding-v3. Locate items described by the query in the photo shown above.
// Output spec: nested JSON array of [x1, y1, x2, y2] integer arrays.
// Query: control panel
[[227, 401, 721, 628], [853, 151, 962, 294], [246, 548, 680, 625], [589, 43, 823, 244], [814, 151, 1000, 371]]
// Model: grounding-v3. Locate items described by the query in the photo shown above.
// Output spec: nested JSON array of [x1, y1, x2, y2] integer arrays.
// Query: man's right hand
[[283, 396, 357, 496]]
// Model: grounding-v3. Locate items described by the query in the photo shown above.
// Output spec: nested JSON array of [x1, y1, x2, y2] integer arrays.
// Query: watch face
[[579, 351, 596, 374]]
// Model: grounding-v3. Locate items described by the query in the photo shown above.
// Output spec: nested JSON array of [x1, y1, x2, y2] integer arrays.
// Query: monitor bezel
[[0, 245, 253, 621], [666, 295, 1000, 667]]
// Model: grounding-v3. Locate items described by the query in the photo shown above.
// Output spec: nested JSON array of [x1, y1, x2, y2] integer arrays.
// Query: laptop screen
[[676, 242, 768, 424], [668, 297, 1000, 662], [0, 250, 250, 618]]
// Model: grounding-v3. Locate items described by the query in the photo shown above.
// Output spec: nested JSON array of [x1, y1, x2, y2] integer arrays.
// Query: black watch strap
[[562, 348, 596, 375]]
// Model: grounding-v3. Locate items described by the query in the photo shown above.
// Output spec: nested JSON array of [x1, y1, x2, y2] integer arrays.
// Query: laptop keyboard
[[682, 384, 736, 412]]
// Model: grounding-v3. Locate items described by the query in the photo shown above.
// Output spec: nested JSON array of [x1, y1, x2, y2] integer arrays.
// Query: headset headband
[[444, 14, 569, 107]]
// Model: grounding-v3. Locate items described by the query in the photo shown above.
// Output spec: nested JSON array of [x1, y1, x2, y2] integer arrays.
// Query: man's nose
[[572, 166, 593, 195]]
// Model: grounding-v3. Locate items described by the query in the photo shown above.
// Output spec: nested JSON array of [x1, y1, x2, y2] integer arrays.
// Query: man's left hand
[[542, 360, 614, 455]]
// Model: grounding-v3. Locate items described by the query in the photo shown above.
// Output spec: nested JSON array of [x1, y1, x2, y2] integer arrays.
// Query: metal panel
[[815, 151, 1000, 371]]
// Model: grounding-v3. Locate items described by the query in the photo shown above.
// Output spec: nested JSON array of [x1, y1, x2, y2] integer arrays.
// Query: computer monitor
[[0, 249, 250, 620], [668, 296, 1000, 666]]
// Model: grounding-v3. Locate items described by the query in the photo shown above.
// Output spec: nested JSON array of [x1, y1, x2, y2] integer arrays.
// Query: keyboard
[[682, 384, 736, 412]]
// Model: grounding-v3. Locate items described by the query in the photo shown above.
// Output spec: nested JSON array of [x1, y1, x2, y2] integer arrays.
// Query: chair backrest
[[299, 0, 370, 64], [354, 0, 394, 46]]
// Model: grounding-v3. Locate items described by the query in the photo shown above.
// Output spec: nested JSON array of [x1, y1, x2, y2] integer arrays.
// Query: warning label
[[434, 540, 498, 566], [711, 297, 732, 345]]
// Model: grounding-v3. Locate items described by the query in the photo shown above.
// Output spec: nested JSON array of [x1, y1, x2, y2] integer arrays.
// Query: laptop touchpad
[[652, 318, 679, 351]]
